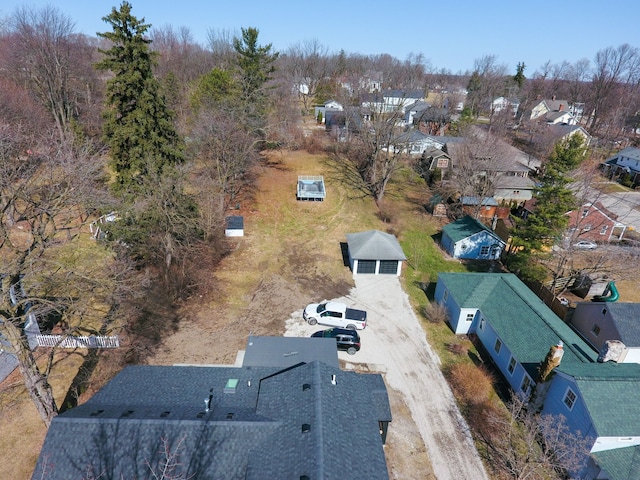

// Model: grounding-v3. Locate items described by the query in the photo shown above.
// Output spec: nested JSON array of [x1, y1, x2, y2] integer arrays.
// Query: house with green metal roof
[[435, 272, 640, 480], [440, 215, 505, 260]]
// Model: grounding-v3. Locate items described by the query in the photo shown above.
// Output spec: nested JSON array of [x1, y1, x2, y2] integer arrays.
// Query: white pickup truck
[[303, 301, 367, 330]]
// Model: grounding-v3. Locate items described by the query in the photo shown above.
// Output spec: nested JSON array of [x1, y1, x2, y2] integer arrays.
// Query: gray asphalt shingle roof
[[346, 230, 406, 261], [604, 303, 640, 346], [33, 358, 391, 480]]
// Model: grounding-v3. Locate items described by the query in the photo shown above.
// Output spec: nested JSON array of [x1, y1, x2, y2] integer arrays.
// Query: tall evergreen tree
[[232, 27, 278, 132], [506, 134, 586, 280], [513, 62, 526, 89], [96, 1, 183, 194]]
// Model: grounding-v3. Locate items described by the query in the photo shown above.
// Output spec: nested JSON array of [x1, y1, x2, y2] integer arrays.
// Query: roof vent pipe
[[331, 375, 336, 385]]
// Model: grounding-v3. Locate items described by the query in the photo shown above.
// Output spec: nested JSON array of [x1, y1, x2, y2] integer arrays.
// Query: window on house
[[600, 225, 608, 235], [583, 224, 592, 231], [582, 208, 589, 218], [507, 357, 516, 375], [494, 338, 502, 354], [480, 246, 490, 256], [592, 324, 601, 336], [480, 318, 486, 331], [466, 313, 474, 322], [563, 389, 577, 409], [521, 375, 532, 394]]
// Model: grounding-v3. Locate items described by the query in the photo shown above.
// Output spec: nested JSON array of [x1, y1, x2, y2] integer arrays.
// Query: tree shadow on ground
[[414, 280, 436, 302], [320, 156, 371, 200]]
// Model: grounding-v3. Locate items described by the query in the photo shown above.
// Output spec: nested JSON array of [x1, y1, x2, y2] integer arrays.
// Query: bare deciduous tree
[[473, 395, 591, 480], [189, 109, 260, 237], [588, 44, 640, 131], [3, 6, 96, 141], [442, 127, 513, 219], [0, 126, 121, 426], [281, 39, 332, 113]]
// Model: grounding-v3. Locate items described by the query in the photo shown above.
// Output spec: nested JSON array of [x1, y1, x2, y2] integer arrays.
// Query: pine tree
[[507, 135, 586, 280], [513, 62, 526, 89], [96, 1, 183, 194], [232, 27, 279, 132]]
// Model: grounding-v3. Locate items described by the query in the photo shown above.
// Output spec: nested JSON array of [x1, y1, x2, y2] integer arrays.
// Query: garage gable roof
[[346, 230, 407, 260]]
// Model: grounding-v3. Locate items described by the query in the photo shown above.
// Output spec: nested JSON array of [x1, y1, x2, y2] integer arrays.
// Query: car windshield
[[316, 303, 327, 314]]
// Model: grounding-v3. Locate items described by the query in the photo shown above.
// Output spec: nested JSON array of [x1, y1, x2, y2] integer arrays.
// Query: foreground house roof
[[33, 351, 391, 479]]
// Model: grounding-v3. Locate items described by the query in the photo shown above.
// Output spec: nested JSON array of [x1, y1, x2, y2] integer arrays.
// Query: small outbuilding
[[225, 215, 244, 237], [441, 215, 505, 260], [297, 175, 326, 201], [346, 230, 406, 276]]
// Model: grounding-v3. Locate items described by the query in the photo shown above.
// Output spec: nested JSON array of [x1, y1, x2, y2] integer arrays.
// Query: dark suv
[[311, 328, 361, 355]]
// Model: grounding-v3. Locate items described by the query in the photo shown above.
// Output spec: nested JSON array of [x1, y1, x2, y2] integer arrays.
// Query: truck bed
[[345, 307, 367, 321]]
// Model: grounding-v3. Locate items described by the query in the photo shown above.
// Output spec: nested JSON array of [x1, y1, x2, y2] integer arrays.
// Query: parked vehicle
[[311, 328, 361, 355], [303, 301, 367, 330], [573, 240, 598, 250]]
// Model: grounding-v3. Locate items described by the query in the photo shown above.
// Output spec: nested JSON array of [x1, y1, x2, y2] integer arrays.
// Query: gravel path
[[285, 275, 489, 480]]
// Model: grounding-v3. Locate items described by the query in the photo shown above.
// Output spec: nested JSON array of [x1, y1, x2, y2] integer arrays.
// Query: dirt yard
[[145, 150, 487, 479]]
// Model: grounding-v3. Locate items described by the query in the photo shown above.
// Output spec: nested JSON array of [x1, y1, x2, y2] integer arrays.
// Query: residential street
[[285, 275, 489, 480]]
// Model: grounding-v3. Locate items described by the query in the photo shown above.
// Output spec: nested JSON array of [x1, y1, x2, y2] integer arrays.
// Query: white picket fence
[[36, 335, 120, 349]]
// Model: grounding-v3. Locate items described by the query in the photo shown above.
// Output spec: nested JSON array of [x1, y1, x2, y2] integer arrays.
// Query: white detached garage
[[346, 230, 407, 276]]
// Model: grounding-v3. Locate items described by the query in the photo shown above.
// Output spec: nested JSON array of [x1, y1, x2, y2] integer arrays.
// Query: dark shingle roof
[[605, 303, 640, 346], [33, 360, 391, 480]]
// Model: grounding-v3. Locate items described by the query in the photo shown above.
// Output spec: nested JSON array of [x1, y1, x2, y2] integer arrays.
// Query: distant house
[[440, 215, 505, 260], [545, 109, 576, 125], [314, 100, 343, 123], [421, 147, 452, 173], [346, 230, 406, 275], [403, 100, 431, 126], [434, 272, 640, 479], [565, 202, 627, 242], [570, 302, 640, 363], [386, 129, 433, 156], [548, 124, 591, 145], [529, 97, 571, 121], [361, 89, 425, 114], [602, 147, 640, 188], [33, 336, 392, 480], [491, 96, 519, 117]]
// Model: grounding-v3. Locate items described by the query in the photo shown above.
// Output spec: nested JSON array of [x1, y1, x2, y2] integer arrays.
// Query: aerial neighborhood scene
[[3, 1, 640, 479]]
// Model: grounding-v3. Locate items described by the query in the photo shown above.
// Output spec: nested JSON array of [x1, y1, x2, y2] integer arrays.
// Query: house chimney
[[598, 340, 628, 363], [551, 95, 556, 101], [537, 341, 564, 383], [559, 104, 564, 111]]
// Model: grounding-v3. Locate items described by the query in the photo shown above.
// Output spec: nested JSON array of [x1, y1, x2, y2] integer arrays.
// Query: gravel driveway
[[285, 275, 489, 480]]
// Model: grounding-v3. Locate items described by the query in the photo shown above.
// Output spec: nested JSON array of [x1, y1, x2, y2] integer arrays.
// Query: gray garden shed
[[346, 230, 406, 276]]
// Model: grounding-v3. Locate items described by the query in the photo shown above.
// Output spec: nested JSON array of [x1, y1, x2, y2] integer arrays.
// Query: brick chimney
[[537, 341, 564, 383]]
